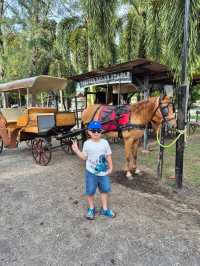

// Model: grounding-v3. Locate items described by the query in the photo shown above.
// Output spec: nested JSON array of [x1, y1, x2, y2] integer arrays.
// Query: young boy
[[71, 120, 115, 220]]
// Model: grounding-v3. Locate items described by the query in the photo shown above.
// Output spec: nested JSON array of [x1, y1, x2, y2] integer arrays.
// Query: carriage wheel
[[61, 137, 81, 154], [61, 137, 74, 154], [32, 138, 51, 166], [0, 138, 3, 153]]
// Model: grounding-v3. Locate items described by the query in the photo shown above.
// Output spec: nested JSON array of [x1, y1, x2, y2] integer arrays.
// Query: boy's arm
[[106, 154, 113, 174], [71, 140, 87, 160]]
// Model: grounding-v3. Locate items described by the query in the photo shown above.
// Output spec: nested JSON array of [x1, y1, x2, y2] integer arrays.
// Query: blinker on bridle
[[158, 96, 175, 125]]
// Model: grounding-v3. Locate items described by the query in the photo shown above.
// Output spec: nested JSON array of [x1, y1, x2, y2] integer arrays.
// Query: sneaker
[[86, 208, 95, 220], [99, 208, 116, 218]]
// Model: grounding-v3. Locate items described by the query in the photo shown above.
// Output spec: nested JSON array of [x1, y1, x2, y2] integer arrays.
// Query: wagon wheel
[[0, 138, 3, 153], [61, 137, 74, 154], [32, 138, 51, 166], [61, 137, 81, 154]]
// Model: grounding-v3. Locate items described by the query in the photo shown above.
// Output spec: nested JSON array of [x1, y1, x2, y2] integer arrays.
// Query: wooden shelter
[[71, 58, 175, 94]]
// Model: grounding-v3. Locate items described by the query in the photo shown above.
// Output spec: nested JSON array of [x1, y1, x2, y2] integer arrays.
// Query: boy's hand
[[71, 140, 79, 153], [106, 168, 112, 175]]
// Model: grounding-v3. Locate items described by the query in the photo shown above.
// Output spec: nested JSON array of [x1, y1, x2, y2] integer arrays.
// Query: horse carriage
[[0, 76, 83, 165]]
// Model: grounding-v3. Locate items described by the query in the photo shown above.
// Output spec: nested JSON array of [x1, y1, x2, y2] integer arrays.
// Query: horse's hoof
[[141, 149, 150, 154], [126, 173, 133, 180], [135, 169, 141, 175]]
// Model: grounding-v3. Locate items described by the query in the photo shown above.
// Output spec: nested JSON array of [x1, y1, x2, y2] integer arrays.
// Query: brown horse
[[82, 96, 176, 179]]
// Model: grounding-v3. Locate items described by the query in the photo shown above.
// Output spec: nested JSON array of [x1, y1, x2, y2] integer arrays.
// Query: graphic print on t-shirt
[[83, 138, 112, 176], [94, 154, 108, 174]]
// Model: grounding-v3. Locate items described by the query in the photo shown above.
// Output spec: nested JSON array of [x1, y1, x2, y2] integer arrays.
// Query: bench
[[0, 108, 27, 123]]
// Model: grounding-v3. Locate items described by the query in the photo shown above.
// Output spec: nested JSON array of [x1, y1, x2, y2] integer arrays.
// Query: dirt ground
[[0, 141, 200, 266]]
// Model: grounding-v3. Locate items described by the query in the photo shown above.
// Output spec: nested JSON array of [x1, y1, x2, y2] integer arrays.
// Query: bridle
[[151, 96, 175, 126]]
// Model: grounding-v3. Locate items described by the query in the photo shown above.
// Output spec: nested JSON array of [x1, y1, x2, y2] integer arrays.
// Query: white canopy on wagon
[[0, 75, 68, 94]]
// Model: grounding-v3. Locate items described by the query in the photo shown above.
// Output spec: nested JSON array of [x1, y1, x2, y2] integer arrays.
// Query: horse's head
[[151, 96, 176, 131]]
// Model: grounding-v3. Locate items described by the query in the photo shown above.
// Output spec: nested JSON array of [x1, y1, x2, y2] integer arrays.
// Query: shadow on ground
[[111, 170, 200, 213]]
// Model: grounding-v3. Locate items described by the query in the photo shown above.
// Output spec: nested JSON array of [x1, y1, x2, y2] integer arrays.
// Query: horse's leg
[[124, 137, 134, 179], [131, 139, 141, 174]]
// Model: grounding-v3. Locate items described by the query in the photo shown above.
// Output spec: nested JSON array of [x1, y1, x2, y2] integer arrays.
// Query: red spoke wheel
[[61, 137, 74, 154], [0, 138, 3, 153], [32, 138, 51, 166], [61, 137, 82, 155]]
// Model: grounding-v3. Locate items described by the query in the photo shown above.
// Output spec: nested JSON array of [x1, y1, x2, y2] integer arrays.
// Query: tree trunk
[[0, 0, 4, 80], [175, 0, 190, 188]]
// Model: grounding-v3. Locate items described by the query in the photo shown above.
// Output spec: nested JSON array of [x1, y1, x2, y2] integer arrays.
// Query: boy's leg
[[85, 171, 97, 219], [87, 195, 95, 209], [100, 193, 108, 210], [98, 176, 116, 218]]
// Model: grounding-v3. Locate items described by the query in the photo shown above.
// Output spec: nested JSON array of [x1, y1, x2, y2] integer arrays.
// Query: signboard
[[78, 71, 132, 88]]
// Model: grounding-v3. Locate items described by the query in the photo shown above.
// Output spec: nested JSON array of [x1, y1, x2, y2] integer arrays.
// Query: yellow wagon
[[0, 76, 79, 165]]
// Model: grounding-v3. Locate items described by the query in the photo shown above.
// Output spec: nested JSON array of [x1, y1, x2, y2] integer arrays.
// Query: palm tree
[[119, 0, 164, 61], [80, 0, 117, 70], [161, 0, 200, 81], [0, 0, 5, 80]]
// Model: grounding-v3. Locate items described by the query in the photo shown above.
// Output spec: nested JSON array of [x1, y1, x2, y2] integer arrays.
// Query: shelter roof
[[0, 75, 68, 94], [70, 58, 174, 85]]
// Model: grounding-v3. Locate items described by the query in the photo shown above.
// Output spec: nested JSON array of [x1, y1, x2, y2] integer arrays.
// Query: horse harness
[[89, 97, 173, 134]]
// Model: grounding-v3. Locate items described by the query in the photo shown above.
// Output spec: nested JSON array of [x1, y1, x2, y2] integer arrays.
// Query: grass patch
[[138, 133, 200, 187]]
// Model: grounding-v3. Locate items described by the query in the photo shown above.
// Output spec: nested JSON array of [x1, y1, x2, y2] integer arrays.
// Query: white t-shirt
[[82, 138, 112, 176]]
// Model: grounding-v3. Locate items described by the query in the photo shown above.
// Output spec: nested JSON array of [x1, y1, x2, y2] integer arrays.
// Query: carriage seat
[[0, 108, 26, 123]]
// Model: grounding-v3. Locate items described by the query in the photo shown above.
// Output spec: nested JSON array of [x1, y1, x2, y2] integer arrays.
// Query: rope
[[156, 126, 186, 148]]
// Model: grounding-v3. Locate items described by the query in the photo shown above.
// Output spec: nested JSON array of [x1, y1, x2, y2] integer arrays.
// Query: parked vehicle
[[0, 75, 81, 165]]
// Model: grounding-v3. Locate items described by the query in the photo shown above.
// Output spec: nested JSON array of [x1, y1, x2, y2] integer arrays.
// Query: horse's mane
[[130, 97, 157, 114]]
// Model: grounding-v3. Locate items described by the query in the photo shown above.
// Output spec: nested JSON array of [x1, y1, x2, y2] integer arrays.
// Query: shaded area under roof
[[70, 58, 200, 87], [0, 75, 68, 94], [70, 58, 174, 85]]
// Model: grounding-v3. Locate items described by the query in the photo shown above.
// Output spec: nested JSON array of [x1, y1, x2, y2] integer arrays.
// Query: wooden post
[[26, 88, 29, 108], [175, 0, 190, 188], [59, 90, 63, 110], [106, 82, 109, 104], [157, 89, 165, 178], [1, 92, 7, 108], [85, 88, 88, 108], [157, 122, 165, 179], [74, 96, 79, 128], [18, 90, 21, 107], [118, 79, 121, 105], [41, 92, 44, 107], [143, 76, 149, 151]]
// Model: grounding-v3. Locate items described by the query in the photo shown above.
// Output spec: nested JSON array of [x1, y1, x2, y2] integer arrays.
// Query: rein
[[156, 126, 186, 148]]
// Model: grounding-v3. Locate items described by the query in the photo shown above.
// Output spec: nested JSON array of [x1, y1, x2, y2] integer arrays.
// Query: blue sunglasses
[[90, 129, 102, 133]]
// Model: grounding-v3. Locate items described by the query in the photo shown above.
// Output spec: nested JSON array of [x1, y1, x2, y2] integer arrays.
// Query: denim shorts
[[85, 170, 111, 196]]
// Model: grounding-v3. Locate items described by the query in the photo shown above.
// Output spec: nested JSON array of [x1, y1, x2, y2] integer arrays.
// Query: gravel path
[[0, 142, 200, 266]]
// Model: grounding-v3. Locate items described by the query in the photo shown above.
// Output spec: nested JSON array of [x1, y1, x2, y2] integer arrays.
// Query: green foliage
[[190, 84, 200, 103], [0, 0, 200, 89], [119, 9, 141, 61], [161, 0, 200, 82]]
